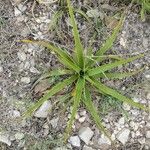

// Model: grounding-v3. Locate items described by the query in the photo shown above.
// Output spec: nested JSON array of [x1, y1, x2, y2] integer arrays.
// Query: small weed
[[21, 0, 149, 144]]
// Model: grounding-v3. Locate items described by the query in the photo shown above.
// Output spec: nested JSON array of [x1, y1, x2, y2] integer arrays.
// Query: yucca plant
[[22, 0, 149, 143]]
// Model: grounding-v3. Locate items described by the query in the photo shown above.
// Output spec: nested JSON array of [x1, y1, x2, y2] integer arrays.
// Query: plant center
[[79, 70, 85, 77]]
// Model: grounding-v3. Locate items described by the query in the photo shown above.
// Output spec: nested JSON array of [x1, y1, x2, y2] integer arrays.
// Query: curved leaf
[[86, 77, 149, 111], [87, 54, 144, 76]]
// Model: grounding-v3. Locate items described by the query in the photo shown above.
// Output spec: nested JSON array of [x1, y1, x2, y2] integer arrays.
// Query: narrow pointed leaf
[[94, 68, 144, 79], [83, 87, 112, 141], [67, 0, 84, 68], [22, 75, 77, 118], [86, 14, 124, 68], [64, 77, 85, 141], [88, 54, 144, 76], [86, 77, 148, 111], [21, 40, 81, 72]]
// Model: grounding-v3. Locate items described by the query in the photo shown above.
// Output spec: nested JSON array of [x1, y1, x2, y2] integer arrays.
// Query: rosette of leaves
[[22, 0, 149, 142]]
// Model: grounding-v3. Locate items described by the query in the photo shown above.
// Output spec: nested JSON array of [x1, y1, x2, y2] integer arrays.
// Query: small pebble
[[17, 52, 26, 61], [78, 127, 94, 145], [69, 136, 80, 147], [21, 77, 30, 84]]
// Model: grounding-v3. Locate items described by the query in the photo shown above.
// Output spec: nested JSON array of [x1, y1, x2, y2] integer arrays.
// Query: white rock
[[14, 7, 21, 16], [146, 93, 150, 100], [80, 110, 86, 116], [118, 117, 125, 125], [30, 67, 40, 74], [18, 4, 27, 12], [0, 132, 11, 146], [116, 128, 130, 145], [34, 101, 52, 118], [98, 134, 111, 145], [0, 66, 3, 73], [130, 121, 139, 131], [21, 77, 30, 84], [15, 132, 24, 140], [50, 117, 59, 128], [146, 131, 150, 138], [119, 37, 126, 48], [83, 145, 95, 150], [12, 110, 21, 118], [123, 102, 131, 111], [78, 116, 86, 123], [69, 136, 80, 147], [17, 52, 26, 61], [78, 127, 94, 145]]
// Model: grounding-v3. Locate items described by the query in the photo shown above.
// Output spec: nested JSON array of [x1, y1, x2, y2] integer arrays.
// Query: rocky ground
[[0, 0, 150, 150]]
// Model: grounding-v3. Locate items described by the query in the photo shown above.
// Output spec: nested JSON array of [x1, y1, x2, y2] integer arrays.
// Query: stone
[[118, 117, 125, 125], [0, 132, 11, 146], [20, 27, 30, 37], [34, 101, 52, 118], [30, 67, 40, 74], [123, 102, 131, 111], [146, 131, 150, 138], [0, 66, 3, 73], [12, 110, 21, 118], [69, 136, 80, 147], [14, 7, 21, 16], [21, 77, 30, 84], [78, 116, 86, 123], [80, 110, 86, 116], [98, 134, 111, 145], [50, 117, 59, 128], [83, 145, 95, 150], [15, 132, 24, 140], [17, 52, 26, 61], [78, 127, 94, 145], [116, 128, 130, 145], [146, 93, 150, 100]]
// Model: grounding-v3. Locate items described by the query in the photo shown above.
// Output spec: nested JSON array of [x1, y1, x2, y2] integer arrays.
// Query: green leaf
[[21, 40, 81, 72], [86, 77, 148, 111], [94, 68, 144, 79], [64, 77, 85, 141], [31, 69, 74, 90], [87, 54, 144, 76], [22, 75, 77, 118], [83, 87, 112, 141], [67, 0, 84, 68], [86, 14, 124, 68]]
